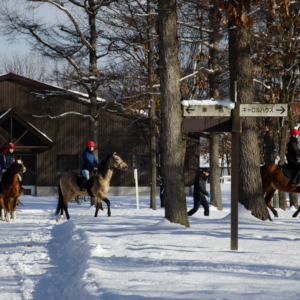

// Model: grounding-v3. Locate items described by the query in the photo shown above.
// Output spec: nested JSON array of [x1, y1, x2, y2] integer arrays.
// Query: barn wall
[[0, 79, 200, 189]]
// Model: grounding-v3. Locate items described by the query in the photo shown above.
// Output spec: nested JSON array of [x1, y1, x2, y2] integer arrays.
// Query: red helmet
[[7, 143, 15, 149], [85, 141, 95, 148], [290, 129, 299, 136]]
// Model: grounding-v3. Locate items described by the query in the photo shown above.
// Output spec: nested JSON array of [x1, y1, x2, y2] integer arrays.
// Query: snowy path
[[1, 189, 300, 299]]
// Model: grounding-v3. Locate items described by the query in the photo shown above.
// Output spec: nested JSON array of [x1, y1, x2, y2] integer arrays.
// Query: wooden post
[[231, 81, 240, 250], [231, 132, 239, 250]]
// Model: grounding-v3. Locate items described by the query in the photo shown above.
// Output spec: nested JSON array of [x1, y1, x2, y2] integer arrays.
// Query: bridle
[[111, 155, 125, 170], [100, 155, 124, 170]]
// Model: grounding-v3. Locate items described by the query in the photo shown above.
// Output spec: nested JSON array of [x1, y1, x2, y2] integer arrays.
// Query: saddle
[[280, 164, 300, 186], [76, 170, 97, 197]]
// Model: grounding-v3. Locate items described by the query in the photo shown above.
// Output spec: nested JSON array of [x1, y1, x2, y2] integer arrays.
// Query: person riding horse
[[80, 141, 101, 191], [286, 128, 300, 186], [0, 143, 24, 195]]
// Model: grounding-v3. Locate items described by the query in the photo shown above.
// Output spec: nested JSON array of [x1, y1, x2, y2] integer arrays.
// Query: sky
[[1, 184, 300, 300], [0, 1, 66, 58]]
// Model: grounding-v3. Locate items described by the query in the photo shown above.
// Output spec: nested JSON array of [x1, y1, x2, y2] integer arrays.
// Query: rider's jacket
[[0, 152, 15, 170], [81, 150, 100, 172], [286, 137, 300, 165]]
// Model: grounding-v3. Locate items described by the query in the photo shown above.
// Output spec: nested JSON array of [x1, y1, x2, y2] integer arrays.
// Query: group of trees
[[0, 0, 299, 225]]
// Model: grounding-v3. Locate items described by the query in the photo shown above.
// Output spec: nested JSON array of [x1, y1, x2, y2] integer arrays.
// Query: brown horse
[[56, 152, 128, 223], [260, 163, 300, 218], [0, 157, 26, 222]]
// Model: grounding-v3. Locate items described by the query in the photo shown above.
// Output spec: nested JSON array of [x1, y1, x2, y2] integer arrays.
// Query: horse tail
[[56, 184, 64, 215]]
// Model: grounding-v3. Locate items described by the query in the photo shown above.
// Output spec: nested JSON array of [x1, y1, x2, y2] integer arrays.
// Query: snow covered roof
[[181, 98, 235, 110], [0, 72, 106, 103]]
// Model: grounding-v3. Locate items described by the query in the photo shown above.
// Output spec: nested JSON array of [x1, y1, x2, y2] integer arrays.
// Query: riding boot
[[80, 177, 88, 191], [291, 170, 300, 186]]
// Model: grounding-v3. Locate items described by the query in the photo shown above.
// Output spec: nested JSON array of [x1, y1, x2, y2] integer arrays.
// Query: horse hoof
[[292, 213, 298, 218], [56, 215, 63, 223]]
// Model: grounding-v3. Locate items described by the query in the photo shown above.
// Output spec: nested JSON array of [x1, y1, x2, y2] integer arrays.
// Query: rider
[[80, 141, 100, 191], [286, 128, 300, 186], [0, 143, 24, 194]]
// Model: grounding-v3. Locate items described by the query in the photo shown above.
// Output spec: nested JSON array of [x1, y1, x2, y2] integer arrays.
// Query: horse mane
[[99, 155, 112, 169]]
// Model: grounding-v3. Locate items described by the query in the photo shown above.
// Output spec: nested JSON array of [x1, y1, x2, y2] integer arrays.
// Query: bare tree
[[0, 0, 123, 158], [0, 52, 47, 82]]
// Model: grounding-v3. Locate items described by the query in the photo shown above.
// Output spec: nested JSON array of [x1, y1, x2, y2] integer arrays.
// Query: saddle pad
[[281, 165, 300, 186]]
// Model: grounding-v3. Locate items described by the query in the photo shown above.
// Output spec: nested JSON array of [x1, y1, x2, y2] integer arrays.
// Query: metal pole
[[134, 169, 139, 210]]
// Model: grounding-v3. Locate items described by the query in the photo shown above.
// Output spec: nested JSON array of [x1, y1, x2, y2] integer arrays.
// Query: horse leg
[[265, 187, 278, 218], [56, 185, 74, 222], [11, 196, 19, 221], [5, 197, 13, 222], [0, 196, 4, 221], [94, 199, 102, 217], [293, 206, 300, 218], [103, 198, 111, 217]]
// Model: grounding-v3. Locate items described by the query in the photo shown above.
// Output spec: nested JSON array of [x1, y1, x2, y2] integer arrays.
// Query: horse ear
[[112, 152, 116, 157]]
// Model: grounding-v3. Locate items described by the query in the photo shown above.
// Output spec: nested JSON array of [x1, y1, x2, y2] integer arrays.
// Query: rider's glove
[[206, 193, 211, 198]]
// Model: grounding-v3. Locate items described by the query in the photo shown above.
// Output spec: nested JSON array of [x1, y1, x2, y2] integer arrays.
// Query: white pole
[[134, 168, 139, 210]]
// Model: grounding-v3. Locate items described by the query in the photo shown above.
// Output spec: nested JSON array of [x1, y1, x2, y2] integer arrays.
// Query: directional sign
[[239, 104, 288, 117], [183, 105, 231, 117]]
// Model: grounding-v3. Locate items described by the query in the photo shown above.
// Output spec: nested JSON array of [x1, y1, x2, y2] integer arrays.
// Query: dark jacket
[[193, 172, 209, 198], [286, 137, 300, 166], [81, 150, 100, 172], [1, 151, 14, 170]]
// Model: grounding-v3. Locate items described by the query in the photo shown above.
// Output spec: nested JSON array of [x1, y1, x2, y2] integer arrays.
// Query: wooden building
[[0, 73, 200, 196]]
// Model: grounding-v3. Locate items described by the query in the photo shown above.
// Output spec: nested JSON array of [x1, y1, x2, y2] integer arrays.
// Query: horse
[[0, 157, 26, 222], [56, 152, 128, 223], [260, 163, 300, 218]]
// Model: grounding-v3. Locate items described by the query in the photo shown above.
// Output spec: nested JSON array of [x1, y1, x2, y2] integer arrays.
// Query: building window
[[132, 155, 151, 172], [57, 155, 78, 172]]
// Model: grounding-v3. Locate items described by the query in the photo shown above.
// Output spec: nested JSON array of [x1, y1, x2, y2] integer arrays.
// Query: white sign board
[[239, 104, 288, 117], [183, 105, 231, 117]]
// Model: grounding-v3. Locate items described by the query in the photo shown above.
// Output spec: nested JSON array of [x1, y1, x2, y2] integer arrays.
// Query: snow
[[181, 99, 235, 110], [1, 185, 300, 300]]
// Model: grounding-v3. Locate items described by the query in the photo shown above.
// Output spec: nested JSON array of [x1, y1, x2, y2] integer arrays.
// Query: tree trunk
[[158, 0, 189, 227], [208, 3, 222, 210], [228, 21, 270, 220], [148, 0, 157, 210], [210, 133, 222, 210]]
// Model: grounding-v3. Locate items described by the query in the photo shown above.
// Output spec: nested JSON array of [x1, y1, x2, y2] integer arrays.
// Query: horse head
[[111, 152, 128, 171], [9, 156, 26, 173]]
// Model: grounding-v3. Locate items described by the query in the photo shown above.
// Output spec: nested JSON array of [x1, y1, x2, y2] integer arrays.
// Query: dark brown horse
[[0, 157, 26, 222], [260, 163, 300, 218], [56, 152, 128, 223]]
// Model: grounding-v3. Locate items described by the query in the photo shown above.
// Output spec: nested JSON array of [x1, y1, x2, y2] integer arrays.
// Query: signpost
[[183, 104, 231, 117], [239, 104, 288, 117], [182, 97, 288, 250]]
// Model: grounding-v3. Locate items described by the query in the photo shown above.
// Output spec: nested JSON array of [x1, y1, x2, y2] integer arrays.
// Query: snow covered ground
[[1, 184, 300, 300]]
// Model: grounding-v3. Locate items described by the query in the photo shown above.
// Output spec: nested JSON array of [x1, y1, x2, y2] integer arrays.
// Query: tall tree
[[158, 0, 189, 226], [208, 2, 222, 210]]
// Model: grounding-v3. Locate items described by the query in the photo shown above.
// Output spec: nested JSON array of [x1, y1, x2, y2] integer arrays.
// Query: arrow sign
[[239, 104, 288, 117], [183, 105, 231, 117], [276, 106, 286, 114], [186, 106, 195, 114]]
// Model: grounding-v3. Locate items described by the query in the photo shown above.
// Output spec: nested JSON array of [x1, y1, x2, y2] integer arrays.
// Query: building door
[[21, 155, 36, 195]]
